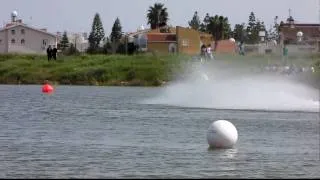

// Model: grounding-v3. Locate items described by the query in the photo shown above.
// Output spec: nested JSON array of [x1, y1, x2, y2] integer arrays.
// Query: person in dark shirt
[[52, 45, 58, 60], [200, 44, 206, 59], [46, 45, 52, 61]]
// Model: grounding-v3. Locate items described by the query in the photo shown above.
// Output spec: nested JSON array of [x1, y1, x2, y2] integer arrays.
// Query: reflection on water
[[208, 148, 238, 159]]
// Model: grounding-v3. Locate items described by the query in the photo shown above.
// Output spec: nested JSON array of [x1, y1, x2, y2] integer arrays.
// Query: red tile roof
[[147, 33, 176, 42]]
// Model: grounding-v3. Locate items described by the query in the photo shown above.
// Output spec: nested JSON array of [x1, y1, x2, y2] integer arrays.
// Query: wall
[[0, 30, 7, 53], [7, 25, 57, 54], [200, 33, 213, 47], [147, 42, 171, 54], [176, 26, 200, 55], [214, 40, 236, 53], [280, 25, 320, 43], [286, 44, 319, 55]]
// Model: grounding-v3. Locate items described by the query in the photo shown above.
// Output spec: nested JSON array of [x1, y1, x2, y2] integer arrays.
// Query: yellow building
[[144, 26, 213, 55]]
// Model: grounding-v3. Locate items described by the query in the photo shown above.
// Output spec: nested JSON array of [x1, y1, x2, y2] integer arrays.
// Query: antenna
[[27, 16, 32, 26], [318, 0, 320, 25], [289, 8, 291, 17]]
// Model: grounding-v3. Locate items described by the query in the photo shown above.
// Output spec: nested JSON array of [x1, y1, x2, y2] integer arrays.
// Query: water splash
[[142, 60, 319, 112]]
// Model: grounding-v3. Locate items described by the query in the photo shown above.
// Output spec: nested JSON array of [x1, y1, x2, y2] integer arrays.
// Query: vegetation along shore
[[0, 53, 319, 87]]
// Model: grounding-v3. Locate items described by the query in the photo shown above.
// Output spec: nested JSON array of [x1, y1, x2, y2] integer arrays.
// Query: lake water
[[0, 85, 319, 178]]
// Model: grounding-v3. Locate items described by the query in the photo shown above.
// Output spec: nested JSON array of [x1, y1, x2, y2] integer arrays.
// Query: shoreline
[[0, 53, 319, 88], [0, 80, 168, 87]]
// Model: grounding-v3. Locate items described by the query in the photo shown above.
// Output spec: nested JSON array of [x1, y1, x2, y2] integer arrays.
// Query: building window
[[42, 39, 48, 49], [43, 39, 47, 46], [11, 39, 15, 44], [0, 39, 2, 44], [11, 29, 15, 35], [182, 39, 189, 47], [21, 39, 25, 44], [21, 29, 25, 34]]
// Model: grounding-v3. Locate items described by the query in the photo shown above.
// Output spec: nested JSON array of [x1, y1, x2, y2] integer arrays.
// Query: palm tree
[[207, 15, 219, 38], [147, 3, 169, 29], [205, 15, 231, 51], [207, 15, 231, 40]]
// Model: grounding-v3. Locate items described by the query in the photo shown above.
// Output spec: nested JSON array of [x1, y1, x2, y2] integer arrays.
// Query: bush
[[126, 69, 136, 81]]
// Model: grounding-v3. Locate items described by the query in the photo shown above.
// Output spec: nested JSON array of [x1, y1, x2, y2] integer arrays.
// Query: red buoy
[[42, 80, 54, 93]]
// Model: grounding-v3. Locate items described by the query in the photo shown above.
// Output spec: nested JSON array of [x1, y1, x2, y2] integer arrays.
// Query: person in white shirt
[[206, 44, 213, 60]]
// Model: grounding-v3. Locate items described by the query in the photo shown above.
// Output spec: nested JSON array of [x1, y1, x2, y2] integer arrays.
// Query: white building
[[56, 31, 89, 52], [67, 32, 89, 52], [0, 11, 57, 54]]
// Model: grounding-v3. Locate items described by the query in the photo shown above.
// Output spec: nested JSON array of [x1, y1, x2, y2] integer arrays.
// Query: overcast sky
[[1, 0, 319, 35]]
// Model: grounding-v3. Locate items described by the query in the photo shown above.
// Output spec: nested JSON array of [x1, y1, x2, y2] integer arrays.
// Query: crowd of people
[[46, 45, 58, 61]]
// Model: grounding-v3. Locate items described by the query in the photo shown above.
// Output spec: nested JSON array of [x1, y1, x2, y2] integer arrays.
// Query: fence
[[243, 41, 319, 56]]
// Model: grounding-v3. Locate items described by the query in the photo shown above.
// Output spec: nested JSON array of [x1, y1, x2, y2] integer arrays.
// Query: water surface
[[0, 85, 319, 178]]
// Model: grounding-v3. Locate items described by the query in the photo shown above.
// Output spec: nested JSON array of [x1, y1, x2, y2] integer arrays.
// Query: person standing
[[206, 44, 213, 60], [200, 44, 206, 59], [46, 45, 52, 61], [52, 45, 58, 60], [282, 44, 288, 66], [239, 41, 245, 56]]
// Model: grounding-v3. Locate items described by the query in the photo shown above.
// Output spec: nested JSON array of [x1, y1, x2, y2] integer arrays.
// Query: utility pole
[[74, 34, 77, 51], [157, 10, 160, 29], [125, 34, 128, 55]]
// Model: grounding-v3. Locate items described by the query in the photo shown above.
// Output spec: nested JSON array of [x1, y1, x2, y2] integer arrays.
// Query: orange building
[[279, 16, 320, 52], [128, 26, 236, 55], [279, 23, 320, 45]]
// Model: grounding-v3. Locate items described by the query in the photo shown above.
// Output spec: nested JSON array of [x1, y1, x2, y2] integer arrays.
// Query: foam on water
[[142, 60, 320, 112]]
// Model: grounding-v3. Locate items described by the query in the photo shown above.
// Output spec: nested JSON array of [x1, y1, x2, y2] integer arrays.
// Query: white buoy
[[207, 120, 238, 149]]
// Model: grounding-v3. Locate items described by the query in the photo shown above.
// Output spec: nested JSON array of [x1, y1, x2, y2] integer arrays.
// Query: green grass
[[0, 52, 319, 86], [0, 53, 190, 86]]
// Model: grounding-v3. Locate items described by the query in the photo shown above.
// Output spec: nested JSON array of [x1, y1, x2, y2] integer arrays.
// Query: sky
[[1, 0, 319, 35]]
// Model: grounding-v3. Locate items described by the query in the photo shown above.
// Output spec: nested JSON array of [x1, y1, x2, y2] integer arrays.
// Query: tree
[[88, 13, 105, 53], [206, 15, 231, 40], [64, 43, 80, 56], [103, 37, 112, 54], [60, 31, 69, 50], [253, 20, 266, 43], [110, 17, 122, 43], [219, 16, 231, 40], [246, 12, 256, 43], [246, 12, 266, 44], [200, 13, 210, 32], [247, 12, 256, 32], [147, 3, 169, 29], [110, 17, 123, 54], [268, 16, 280, 42], [233, 23, 246, 42], [188, 11, 201, 30]]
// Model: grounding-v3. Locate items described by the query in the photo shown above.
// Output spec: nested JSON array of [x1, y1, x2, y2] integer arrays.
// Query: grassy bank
[[0, 53, 190, 86], [0, 52, 319, 86]]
